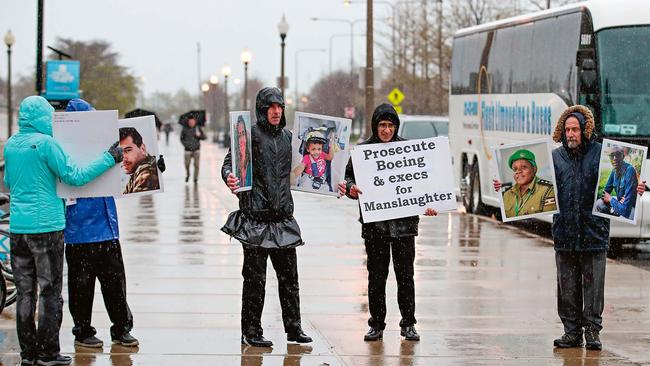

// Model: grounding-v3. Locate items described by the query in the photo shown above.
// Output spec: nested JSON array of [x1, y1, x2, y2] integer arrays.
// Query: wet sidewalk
[[1, 138, 649, 365]]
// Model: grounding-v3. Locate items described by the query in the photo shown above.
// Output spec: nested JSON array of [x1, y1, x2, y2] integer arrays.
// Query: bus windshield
[[598, 26, 650, 137]]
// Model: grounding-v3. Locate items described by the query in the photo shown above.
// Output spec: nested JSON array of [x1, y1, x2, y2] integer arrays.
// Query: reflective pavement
[[0, 138, 648, 365]]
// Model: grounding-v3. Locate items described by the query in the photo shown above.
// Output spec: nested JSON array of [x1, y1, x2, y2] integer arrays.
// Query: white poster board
[[53, 110, 122, 198], [229, 111, 253, 193], [350, 137, 457, 223], [492, 138, 559, 222], [119, 116, 164, 197], [290, 112, 352, 196], [592, 138, 647, 224]]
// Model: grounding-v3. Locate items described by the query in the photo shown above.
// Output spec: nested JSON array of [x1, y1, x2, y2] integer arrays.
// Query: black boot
[[585, 328, 602, 350], [553, 333, 584, 348], [241, 334, 273, 348], [400, 326, 420, 341], [287, 329, 313, 344], [364, 327, 383, 341]]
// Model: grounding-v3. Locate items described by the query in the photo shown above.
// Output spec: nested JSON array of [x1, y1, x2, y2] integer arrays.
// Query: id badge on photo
[[65, 198, 77, 206]]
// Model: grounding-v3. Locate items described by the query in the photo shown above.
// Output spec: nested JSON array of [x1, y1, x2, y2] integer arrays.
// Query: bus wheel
[[461, 161, 472, 212], [469, 162, 485, 214]]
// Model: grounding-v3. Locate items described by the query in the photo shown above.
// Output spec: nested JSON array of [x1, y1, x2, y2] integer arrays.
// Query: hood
[[65, 98, 95, 112], [369, 103, 401, 143], [17, 96, 55, 136], [255, 87, 286, 133], [552, 105, 595, 151]]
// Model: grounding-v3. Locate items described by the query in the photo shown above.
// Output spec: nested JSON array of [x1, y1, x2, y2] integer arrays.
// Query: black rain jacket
[[343, 103, 419, 239], [221, 87, 303, 249], [551, 105, 609, 251]]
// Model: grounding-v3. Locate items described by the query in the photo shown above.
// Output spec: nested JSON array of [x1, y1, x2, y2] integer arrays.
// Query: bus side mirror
[[580, 58, 597, 93]]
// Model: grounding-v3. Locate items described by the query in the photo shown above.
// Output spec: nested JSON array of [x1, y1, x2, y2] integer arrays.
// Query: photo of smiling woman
[[493, 139, 559, 222], [229, 111, 253, 192]]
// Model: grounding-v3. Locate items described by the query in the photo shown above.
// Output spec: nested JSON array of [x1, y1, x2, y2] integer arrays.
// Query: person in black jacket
[[494, 105, 645, 351], [338, 103, 437, 342], [180, 117, 206, 183], [221, 87, 312, 348]]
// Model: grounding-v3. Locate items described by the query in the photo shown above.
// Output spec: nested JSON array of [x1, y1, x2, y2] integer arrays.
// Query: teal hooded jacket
[[4, 96, 116, 234]]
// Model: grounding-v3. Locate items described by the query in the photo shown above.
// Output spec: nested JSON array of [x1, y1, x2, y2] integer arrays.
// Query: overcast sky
[[1, 1, 395, 99]]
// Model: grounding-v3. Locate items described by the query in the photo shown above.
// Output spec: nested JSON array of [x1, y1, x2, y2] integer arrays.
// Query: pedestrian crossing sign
[[388, 88, 405, 106]]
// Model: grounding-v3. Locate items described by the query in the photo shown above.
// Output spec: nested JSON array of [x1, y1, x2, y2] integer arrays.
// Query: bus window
[[550, 12, 581, 102], [451, 37, 466, 94], [530, 18, 557, 93], [488, 27, 514, 93], [511, 23, 534, 93], [463, 32, 488, 94]]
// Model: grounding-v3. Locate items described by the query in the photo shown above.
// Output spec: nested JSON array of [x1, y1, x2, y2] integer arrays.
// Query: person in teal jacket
[[4, 96, 123, 366]]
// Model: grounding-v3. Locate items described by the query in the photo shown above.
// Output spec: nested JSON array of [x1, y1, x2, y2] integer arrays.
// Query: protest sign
[[290, 112, 351, 196], [229, 111, 253, 192], [350, 137, 457, 223], [593, 138, 647, 224], [119, 115, 164, 196], [492, 138, 559, 222], [53, 110, 122, 198]]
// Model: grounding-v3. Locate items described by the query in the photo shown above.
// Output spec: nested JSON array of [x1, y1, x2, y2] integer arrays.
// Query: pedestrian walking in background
[[338, 103, 437, 342], [163, 123, 173, 145], [221, 87, 312, 348], [64, 99, 158, 350], [494, 105, 646, 350], [4, 96, 122, 366], [180, 116, 206, 184]]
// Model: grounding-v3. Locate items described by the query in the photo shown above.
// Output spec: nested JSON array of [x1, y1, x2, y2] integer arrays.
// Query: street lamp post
[[294, 49, 326, 110], [221, 65, 232, 137], [209, 75, 219, 135], [4, 30, 15, 138], [241, 49, 252, 109], [278, 14, 289, 96], [329, 33, 366, 74]]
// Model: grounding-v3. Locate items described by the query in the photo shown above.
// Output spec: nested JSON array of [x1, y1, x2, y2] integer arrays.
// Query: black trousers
[[241, 246, 301, 337], [11, 231, 65, 359], [555, 250, 607, 335], [65, 240, 133, 339], [365, 236, 416, 330]]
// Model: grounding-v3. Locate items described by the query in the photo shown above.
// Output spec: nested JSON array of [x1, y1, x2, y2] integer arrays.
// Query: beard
[[567, 140, 579, 149]]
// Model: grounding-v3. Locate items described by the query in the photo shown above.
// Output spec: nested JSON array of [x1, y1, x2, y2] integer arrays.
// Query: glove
[[108, 141, 123, 163], [157, 155, 166, 173]]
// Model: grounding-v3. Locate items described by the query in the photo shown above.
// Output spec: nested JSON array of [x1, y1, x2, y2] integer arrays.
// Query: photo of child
[[290, 112, 351, 196]]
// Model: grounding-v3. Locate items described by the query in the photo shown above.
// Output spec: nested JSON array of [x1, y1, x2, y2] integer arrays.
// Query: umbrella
[[125, 108, 162, 130], [178, 110, 206, 127]]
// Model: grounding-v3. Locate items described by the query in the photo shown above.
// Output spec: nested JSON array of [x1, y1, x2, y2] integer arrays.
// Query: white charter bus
[[449, 0, 650, 238]]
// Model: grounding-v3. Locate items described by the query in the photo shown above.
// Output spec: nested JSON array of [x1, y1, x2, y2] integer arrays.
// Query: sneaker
[[241, 334, 273, 347], [17, 358, 35, 366], [74, 335, 103, 348], [287, 329, 313, 344], [363, 327, 383, 341], [36, 355, 72, 366], [585, 328, 602, 350], [553, 333, 584, 348], [112, 332, 139, 347], [400, 326, 420, 341]]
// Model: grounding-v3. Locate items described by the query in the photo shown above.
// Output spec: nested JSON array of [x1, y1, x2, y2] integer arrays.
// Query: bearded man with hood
[[4, 96, 123, 366], [338, 103, 437, 342], [494, 105, 645, 351], [221, 87, 312, 347]]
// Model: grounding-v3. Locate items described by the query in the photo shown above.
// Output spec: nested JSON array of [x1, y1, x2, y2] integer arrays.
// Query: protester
[[338, 103, 437, 342], [180, 117, 206, 183], [119, 127, 161, 194], [493, 105, 646, 350], [221, 87, 312, 347], [501, 149, 556, 217], [64, 99, 158, 350], [4, 96, 122, 366], [595, 145, 638, 219]]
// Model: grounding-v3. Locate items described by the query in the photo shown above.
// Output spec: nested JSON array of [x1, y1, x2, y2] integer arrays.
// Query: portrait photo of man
[[119, 127, 160, 194]]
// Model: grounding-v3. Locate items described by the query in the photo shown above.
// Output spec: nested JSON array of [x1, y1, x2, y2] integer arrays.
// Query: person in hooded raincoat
[[494, 105, 646, 351], [64, 99, 166, 349], [221, 87, 312, 348], [4, 96, 123, 366], [338, 103, 437, 342]]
